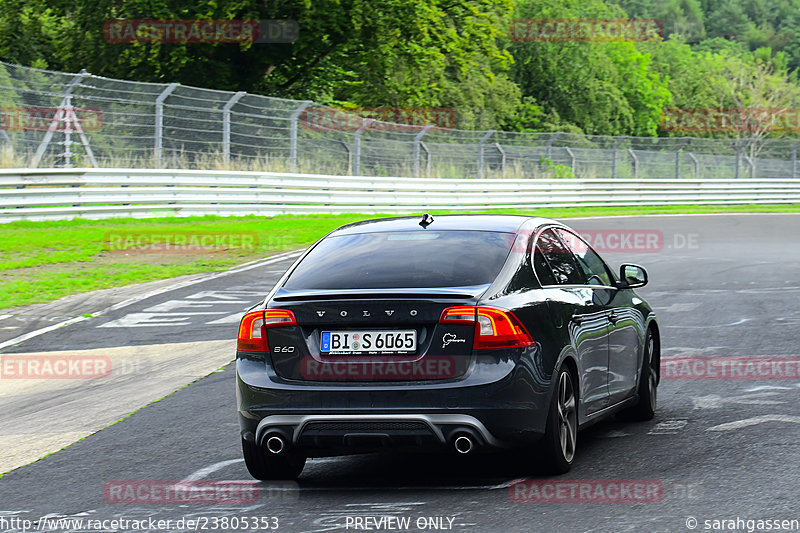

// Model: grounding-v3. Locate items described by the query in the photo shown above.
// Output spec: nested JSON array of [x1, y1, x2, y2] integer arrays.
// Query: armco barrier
[[1, 169, 799, 221]]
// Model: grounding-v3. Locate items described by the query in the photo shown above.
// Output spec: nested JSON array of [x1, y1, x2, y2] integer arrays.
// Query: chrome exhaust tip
[[453, 434, 474, 455], [266, 434, 285, 454]]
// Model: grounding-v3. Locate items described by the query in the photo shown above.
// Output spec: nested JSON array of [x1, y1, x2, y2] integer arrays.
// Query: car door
[[533, 228, 610, 416], [554, 228, 640, 404]]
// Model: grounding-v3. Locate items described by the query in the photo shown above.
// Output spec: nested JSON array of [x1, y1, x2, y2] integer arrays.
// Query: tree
[[655, 0, 706, 43], [0, 0, 523, 129], [508, 0, 671, 135]]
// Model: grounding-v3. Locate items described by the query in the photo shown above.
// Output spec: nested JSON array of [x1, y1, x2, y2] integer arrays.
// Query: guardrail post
[[675, 137, 689, 179], [154, 83, 179, 167], [413, 126, 433, 178], [478, 130, 496, 178], [289, 101, 312, 172], [353, 118, 375, 176], [32, 70, 88, 168], [222, 91, 246, 166], [611, 136, 626, 178]]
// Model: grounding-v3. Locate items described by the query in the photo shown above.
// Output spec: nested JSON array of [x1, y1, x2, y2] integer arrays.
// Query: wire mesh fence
[[3, 60, 800, 178]]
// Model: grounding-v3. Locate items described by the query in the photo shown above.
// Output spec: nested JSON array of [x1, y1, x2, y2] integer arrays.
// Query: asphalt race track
[[1, 214, 800, 533]]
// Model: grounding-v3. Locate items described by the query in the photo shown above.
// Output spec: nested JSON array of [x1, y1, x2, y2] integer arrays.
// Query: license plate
[[321, 330, 417, 355]]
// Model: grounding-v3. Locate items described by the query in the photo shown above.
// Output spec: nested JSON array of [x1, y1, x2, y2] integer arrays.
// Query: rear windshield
[[283, 230, 513, 289]]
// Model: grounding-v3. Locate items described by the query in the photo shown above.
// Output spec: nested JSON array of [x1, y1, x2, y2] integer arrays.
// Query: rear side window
[[283, 230, 513, 289], [534, 229, 585, 285], [532, 245, 557, 286]]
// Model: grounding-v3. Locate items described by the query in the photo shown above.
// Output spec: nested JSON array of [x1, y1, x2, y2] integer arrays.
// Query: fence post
[[62, 95, 73, 168], [628, 148, 638, 179], [222, 91, 246, 166], [792, 140, 800, 178], [565, 147, 576, 175], [734, 140, 743, 179], [421, 141, 431, 176], [413, 126, 433, 178], [675, 137, 689, 179], [495, 143, 506, 176], [154, 82, 179, 168], [32, 69, 88, 168], [545, 132, 562, 160], [289, 101, 312, 172], [478, 130, 496, 178], [687, 152, 700, 178], [744, 155, 755, 178], [611, 136, 626, 178], [353, 118, 375, 176]]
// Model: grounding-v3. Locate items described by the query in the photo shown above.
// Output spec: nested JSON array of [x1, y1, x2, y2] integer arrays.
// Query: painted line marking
[[648, 419, 688, 435], [707, 414, 800, 431], [0, 250, 302, 351], [98, 312, 228, 328], [143, 299, 248, 313], [744, 385, 799, 392], [691, 392, 784, 410], [206, 313, 245, 325], [178, 457, 526, 491], [597, 430, 631, 438], [181, 459, 245, 482]]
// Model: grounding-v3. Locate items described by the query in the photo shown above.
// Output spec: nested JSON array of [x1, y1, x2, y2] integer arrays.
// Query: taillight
[[237, 309, 296, 352], [440, 306, 535, 350], [440, 306, 477, 324]]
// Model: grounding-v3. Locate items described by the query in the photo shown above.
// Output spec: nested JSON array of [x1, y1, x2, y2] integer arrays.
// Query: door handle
[[608, 312, 619, 324], [570, 315, 583, 325]]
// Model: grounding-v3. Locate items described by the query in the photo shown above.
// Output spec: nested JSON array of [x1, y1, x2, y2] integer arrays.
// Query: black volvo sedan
[[236, 215, 659, 479]]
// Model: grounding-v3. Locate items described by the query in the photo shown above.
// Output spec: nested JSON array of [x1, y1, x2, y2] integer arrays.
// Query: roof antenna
[[419, 213, 434, 228]]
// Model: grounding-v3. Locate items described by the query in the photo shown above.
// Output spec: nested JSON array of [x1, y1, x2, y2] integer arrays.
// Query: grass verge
[[1, 204, 799, 310]]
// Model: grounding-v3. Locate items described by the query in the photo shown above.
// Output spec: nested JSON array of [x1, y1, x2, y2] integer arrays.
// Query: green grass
[[1, 204, 799, 310]]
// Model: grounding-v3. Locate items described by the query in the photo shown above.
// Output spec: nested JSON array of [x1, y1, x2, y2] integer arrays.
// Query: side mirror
[[616, 264, 648, 289]]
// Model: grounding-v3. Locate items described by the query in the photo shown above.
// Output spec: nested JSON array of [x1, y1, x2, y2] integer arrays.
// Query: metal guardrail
[[1, 169, 799, 222]]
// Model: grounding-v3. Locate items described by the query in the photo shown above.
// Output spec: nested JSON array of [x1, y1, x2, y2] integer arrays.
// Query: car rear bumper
[[236, 351, 553, 454]]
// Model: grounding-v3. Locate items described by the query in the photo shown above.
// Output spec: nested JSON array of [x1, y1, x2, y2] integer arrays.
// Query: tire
[[241, 437, 306, 480], [539, 366, 578, 474], [626, 328, 658, 421]]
